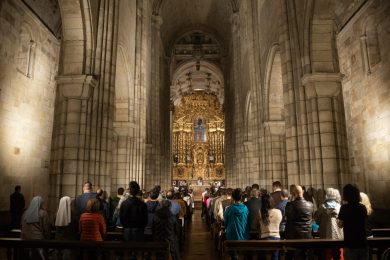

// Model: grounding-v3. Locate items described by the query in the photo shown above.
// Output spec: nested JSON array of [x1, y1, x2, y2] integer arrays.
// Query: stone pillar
[[301, 73, 348, 189], [50, 74, 97, 207], [226, 12, 241, 188], [145, 14, 167, 190], [112, 0, 151, 189], [263, 121, 287, 190]]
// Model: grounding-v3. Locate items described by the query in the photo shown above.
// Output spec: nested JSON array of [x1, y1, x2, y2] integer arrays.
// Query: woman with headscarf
[[21, 196, 51, 260], [55, 196, 78, 240], [21, 196, 51, 240]]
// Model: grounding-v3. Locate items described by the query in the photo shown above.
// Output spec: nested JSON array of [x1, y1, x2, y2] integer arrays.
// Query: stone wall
[[0, 0, 60, 210], [337, 0, 390, 219]]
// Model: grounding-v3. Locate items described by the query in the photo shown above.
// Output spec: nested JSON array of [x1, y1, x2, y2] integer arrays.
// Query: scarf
[[25, 196, 42, 224], [55, 196, 72, 226]]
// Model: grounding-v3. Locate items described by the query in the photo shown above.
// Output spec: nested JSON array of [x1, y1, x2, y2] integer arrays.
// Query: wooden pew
[[0, 238, 171, 260], [224, 238, 390, 260]]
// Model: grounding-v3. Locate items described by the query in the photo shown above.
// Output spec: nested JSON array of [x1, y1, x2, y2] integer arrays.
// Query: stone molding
[[56, 74, 98, 99], [263, 120, 285, 135], [152, 15, 163, 28], [301, 73, 344, 98]]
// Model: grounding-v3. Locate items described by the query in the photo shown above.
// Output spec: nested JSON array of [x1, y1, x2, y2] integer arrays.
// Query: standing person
[[338, 184, 368, 260], [259, 194, 282, 260], [201, 188, 209, 218], [75, 181, 97, 218], [79, 199, 106, 241], [55, 196, 78, 260], [144, 189, 161, 241], [96, 188, 110, 224], [120, 181, 148, 241], [55, 196, 77, 240], [153, 200, 180, 260], [110, 187, 124, 222], [271, 181, 283, 206], [285, 185, 314, 259], [244, 188, 262, 239], [224, 188, 249, 240], [21, 196, 51, 239], [10, 185, 25, 229], [224, 189, 249, 260], [21, 196, 51, 260], [360, 192, 374, 238], [285, 185, 314, 239], [165, 190, 181, 217], [276, 189, 289, 239], [314, 188, 343, 260]]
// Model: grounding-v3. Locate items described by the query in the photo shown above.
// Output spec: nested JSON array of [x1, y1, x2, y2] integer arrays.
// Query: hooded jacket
[[145, 200, 160, 235], [314, 200, 343, 239], [153, 207, 180, 260], [224, 202, 249, 240], [120, 196, 147, 229]]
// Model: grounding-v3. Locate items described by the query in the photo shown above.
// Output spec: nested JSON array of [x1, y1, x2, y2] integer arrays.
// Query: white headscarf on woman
[[25, 196, 42, 224], [55, 196, 72, 227]]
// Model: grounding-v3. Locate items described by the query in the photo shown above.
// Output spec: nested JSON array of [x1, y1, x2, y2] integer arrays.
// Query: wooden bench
[[0, 238, 171, 260], [224, 238, 390, 260]]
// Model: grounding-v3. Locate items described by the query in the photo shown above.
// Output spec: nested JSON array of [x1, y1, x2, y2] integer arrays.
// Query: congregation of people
[[202, 181, 375, 260], [9, 181, 195, 260], [8, 180, 375, 260]]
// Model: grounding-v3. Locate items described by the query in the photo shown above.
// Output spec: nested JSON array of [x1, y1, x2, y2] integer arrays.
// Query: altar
[[190, 184, 211, 201], [171, 93, 225, 186]]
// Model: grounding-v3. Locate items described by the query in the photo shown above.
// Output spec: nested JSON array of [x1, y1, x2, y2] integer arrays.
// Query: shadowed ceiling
[[156, 0, 237, 52]]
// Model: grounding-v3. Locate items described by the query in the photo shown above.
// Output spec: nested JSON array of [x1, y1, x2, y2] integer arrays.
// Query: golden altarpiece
[[172, 92, 225, 184]]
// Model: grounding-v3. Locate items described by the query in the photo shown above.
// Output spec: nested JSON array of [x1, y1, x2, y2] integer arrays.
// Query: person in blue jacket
[[224, 188, 249, 241]]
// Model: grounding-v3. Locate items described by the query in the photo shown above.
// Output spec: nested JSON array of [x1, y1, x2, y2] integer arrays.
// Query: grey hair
[[251, 188, 260, 198], [325, 188, 341, 203]]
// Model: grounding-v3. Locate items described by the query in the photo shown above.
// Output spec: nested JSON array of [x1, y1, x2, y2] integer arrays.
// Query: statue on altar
[[197, 177, 203, 185], [194, 117, 206, 142]]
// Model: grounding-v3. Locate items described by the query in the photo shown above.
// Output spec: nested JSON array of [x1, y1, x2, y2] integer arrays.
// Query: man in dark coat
[[244, 188, 262, 239], [285, 185, 314, 259], [120, 181, 148, 241], [10, 185, 25, 229]]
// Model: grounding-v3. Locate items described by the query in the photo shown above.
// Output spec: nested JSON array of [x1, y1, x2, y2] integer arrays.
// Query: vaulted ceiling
[[22, 0, 61, 38], [155, 0, 238, 52]]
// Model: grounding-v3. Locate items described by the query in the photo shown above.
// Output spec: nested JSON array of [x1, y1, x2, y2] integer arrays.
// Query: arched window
[[360, 16, 381, 75], [16, 24, 35, 78]]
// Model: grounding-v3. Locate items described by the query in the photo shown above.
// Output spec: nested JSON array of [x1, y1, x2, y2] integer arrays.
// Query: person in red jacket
[[79, 199, 106, 241]]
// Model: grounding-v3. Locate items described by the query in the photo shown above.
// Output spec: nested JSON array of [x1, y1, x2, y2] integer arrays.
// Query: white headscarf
[[25, 196, 42, 224], [55, 196, 72, 227]]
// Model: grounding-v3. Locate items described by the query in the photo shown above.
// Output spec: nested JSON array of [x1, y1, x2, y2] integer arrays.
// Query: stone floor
[[181, 206, 221, 260]]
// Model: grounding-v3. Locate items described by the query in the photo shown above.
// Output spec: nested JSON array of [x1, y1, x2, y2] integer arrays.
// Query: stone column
[[145, 15, 167, 189], [226, 12, 241, 188], [263, 121, 287, 190], [50, 74, 97, 207], [302, 73, 348, 189]]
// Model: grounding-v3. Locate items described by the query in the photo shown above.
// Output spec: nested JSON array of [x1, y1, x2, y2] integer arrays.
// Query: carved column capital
[[301, 73, 344, 98], [56, 74, 98, 99], [152, 15, 163, 29]]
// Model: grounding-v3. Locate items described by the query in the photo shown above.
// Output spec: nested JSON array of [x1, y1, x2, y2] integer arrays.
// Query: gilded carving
[[172, 92, 225, 182]]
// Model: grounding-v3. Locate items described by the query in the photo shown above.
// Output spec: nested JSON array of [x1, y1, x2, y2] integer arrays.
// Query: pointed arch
[[264, 43, 284, 121], [58, 0, 94, 74]]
